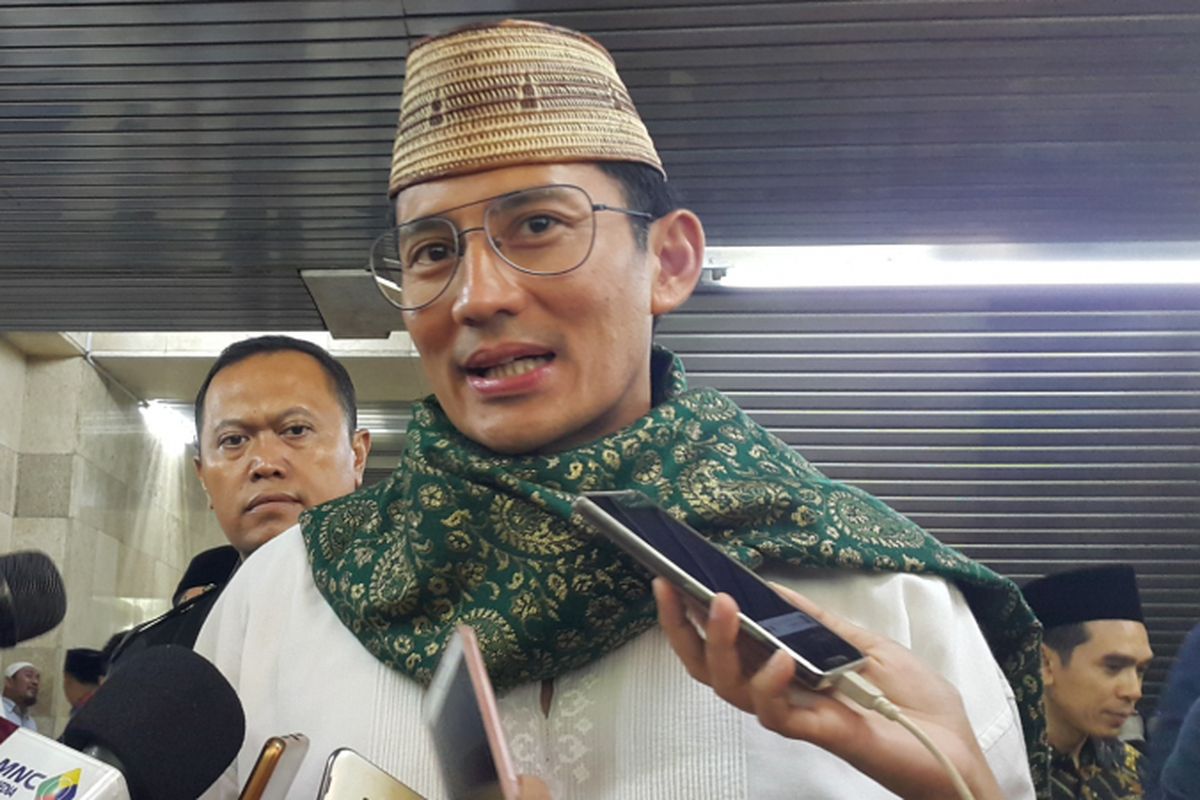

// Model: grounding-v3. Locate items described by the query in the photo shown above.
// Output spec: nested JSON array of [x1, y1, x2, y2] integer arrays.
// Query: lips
[[461, 343, 556, 390], [1102, 710, 1133, 726], [244, 493, 301, 513], [473, 354, 553, 380]]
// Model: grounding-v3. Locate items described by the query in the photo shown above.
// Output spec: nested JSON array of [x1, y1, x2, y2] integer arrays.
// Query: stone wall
[[0, 343, 223, 734]]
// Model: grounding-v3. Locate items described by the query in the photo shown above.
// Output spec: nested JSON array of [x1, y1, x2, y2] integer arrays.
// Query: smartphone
[[316, 748, 426, 800], [237, 733, 309, 800], [422, 625, 520, 800], [573, 490, 867, 689]]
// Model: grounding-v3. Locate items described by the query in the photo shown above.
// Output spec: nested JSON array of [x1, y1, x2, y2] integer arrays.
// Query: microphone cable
[[835, 671, 976, 800]]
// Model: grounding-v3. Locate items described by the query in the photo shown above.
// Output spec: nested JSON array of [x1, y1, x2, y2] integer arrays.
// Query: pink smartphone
[[422, 625, 520, 800]]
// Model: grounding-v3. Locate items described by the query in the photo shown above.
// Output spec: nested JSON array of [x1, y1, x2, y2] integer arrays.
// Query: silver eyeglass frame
[[368, 183, 655, 311]]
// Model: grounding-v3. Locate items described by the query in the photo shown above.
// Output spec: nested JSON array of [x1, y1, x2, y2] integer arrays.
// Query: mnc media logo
[[34, 769, 80, 800]]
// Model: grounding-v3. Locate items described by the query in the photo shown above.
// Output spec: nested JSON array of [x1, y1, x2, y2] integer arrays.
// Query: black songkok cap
[[1022, 565, 1144, 629], [64, 647, 106, 684], [172, 545, 240, 606]]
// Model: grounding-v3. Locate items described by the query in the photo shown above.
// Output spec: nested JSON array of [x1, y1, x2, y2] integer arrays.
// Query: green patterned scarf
[[301, 349, 1048, 794]]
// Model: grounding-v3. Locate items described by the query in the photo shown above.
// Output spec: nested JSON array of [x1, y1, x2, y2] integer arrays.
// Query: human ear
[[192, 456, 212, 508], [648, 209, 705, 316], [351, 429, 372, 488], [1040, 644, 1057, 687]]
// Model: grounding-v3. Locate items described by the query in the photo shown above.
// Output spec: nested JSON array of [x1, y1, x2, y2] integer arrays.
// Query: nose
[[247, 436, 288, 480], [1117, 670, 1143, 703], [449, 227, 526, 325]]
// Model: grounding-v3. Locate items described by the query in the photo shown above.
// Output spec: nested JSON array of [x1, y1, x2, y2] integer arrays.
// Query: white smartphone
[[573, 490, 867, 689], [237, 733, 308, 800], [422, 625, 520, 800], [316, 748, 426, 800]]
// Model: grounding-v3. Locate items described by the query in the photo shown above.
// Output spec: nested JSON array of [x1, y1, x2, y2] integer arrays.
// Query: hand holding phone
[[656, 579, 1005, 800], [423, 625, 520, 800], [573, 490, 866, 689]]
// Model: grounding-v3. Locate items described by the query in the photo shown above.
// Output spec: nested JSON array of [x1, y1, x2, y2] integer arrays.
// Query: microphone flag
[[0, 717, 129, 799]]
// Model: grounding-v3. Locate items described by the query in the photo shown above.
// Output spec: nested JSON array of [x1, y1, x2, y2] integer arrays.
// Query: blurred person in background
[[110, 336, 371, 672], [2, 661, 40, 731], [1145, 622, 1200, 799], [1024, 565, 1153, 799], [192, 335, 371, 559], [62, 648, 105, 716]]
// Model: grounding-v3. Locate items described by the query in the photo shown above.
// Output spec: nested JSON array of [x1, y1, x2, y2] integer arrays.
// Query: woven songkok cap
[[1022, 565, 1145, 630], [389, 19, 664, 197]]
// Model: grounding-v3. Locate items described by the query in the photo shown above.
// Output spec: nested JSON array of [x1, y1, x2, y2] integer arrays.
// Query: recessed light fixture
[[705, 243, 1200, 288], [139, 400, 194, 454]]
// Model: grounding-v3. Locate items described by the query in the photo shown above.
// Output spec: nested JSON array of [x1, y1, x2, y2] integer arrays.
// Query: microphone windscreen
[[61, 645, 246, 800], [0, 550, 66, 647]]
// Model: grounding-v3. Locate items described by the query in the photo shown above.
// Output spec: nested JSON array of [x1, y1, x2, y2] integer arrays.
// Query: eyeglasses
[[369, 183, 654, 310]]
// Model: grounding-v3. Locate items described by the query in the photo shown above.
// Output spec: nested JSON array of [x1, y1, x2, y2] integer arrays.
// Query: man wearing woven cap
[[199, 19, 1039, 799], [1023, 565, 1153, 799], [2, 661, 39, 732]]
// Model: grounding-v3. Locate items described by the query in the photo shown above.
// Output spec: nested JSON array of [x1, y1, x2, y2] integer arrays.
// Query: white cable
[[834, 671, 976, 800]]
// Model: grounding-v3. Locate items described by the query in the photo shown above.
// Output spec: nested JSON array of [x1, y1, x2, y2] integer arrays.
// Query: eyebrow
[[492, 187, 561, 214], [398, 184, 566, 226], [1101, 654, 1153, 668], [209, 407, 316, 433], [400, 216, 455, 236]]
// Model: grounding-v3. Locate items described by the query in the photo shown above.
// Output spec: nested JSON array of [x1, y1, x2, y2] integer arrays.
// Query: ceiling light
[[706, 243, 1200, 288], [139, 400, 194, 454]]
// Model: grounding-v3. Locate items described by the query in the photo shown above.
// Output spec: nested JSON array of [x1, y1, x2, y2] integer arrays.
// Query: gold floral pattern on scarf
[[300, 348, 1050, 797]]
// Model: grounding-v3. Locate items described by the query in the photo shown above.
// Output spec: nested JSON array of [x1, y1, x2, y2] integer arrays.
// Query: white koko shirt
[[197, 525, 1035, 799]]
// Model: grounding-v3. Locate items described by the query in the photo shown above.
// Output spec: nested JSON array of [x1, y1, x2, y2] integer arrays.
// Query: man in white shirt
[[198, 19, 1043, 799], [191, 335, 371, 560], [2, 662, 40, 732], [109, 336, 373, 670]]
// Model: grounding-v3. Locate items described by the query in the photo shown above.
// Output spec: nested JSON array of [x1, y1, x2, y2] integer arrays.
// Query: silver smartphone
[[423, 625, 520, 800], [573, 490, 867, 689], [316, 748, 426, 800]]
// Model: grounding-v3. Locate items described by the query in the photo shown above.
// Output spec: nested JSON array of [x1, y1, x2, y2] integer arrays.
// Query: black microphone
[[61, 645, 246, 800], [0, 550, 66, 647]]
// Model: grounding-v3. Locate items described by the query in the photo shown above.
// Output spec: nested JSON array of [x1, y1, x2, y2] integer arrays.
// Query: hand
[[653, 578, 1003, 800]]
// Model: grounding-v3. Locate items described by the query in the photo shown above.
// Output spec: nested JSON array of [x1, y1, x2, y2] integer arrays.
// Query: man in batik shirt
[[1024, 565, 1153, 799]]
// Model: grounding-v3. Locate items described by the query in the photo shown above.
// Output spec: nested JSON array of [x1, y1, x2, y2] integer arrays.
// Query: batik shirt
[[1051, 737, 1144, 799]]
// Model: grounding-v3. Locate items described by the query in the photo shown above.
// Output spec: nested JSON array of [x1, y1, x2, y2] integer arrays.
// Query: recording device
[[573, 490, 867, 689], [0, 717, 129, 798], [60, 645, 246, 800], [0, 550, 67, 647], [237, 733, 308, 800], [316, 748, 425, 799], [423, 626, 519, 800]]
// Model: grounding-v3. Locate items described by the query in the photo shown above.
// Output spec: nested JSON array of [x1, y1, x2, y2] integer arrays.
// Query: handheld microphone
[[60, 645, 246, 800], [0, 550, 66, 647]]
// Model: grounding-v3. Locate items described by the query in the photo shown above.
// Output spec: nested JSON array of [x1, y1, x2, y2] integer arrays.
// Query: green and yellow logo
[[34, 768, 80, 800]]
